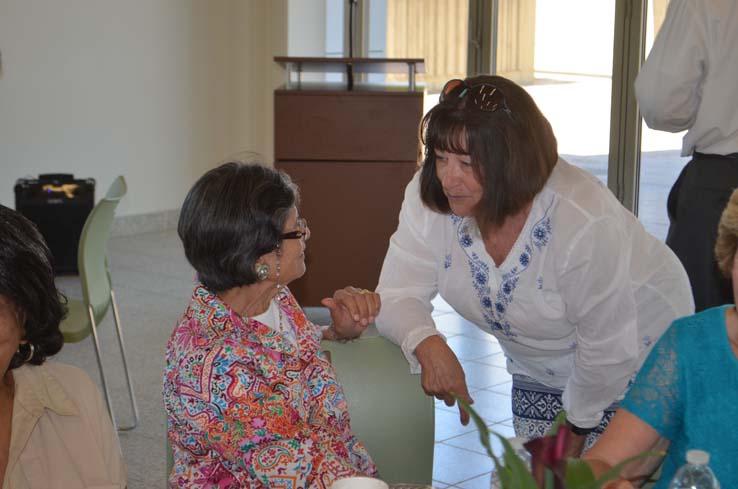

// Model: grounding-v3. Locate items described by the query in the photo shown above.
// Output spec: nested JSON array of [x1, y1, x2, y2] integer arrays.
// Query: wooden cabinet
[[275, 87, 423, 305]]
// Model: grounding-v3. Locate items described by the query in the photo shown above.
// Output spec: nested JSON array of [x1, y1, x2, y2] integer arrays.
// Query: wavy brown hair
[[419, 75, 558, 227]]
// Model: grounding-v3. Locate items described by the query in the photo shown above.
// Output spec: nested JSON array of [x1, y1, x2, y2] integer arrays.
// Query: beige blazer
[[3, 362, 126, 489]]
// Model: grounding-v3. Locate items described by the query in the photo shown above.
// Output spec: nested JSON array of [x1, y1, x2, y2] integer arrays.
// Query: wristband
[[566, 419, 595, 436]]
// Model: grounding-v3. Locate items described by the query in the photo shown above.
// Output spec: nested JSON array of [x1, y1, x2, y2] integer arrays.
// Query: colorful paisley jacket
[[163, 284, 377, 488]]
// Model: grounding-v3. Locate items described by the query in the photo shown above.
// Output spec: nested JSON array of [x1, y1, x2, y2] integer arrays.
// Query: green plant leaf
[[454, 396, 507, 484], [564, 458, 597, 486], [590, 450, 665, 489], [456, 396, 537, 488], [455, 397, 495, 460], [496, 434, 538, 488], [544, 468, 555, 489], [454, 396, 661, 489]]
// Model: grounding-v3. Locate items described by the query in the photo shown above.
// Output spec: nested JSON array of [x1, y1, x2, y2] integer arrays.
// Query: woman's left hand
[[321, 286, 381, 340]]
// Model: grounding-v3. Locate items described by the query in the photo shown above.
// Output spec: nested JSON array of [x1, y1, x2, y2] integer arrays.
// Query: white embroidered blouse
[[376, 159, 694, 428]]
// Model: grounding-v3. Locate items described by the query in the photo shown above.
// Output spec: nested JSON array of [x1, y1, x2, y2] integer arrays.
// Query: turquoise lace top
[[621, 305, 738, 488]]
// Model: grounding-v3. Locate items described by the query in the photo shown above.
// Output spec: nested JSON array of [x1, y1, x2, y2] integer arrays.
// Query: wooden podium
[[274, 57, 424, 305]]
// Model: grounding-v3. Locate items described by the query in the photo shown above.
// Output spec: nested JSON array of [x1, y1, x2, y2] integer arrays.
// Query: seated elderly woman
[[0, 205, 125, 488], [164, 162, 381, 488], [583, 188, 738, 488]]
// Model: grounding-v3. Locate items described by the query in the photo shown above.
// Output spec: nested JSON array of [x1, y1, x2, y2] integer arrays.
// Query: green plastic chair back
[[308, 307, 435, 485], [78, 176, 126, 323], [59, 176, 138, 432]]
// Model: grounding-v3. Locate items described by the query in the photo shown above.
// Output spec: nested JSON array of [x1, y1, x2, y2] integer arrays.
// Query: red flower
[[524, 424, 572, 489]]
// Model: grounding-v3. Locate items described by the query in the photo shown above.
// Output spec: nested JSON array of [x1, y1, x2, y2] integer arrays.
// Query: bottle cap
[[686, 449, 710, 465]]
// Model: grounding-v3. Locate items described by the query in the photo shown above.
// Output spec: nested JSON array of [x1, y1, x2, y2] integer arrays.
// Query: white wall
[[288, 0, 326, 56], [230, 0, 287, 166], [0, 0, 287, 217], [285, 0, 328, 83]]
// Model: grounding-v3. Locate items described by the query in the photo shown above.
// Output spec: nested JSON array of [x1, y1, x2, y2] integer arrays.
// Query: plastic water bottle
[[669, 449, 720, 489]]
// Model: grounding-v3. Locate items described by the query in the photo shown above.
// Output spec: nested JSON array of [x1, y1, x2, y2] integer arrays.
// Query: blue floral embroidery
[[532, 218, 552, 250], [642, 335, 652, 348], [474, 271, 486, 285], [501, 277, 517, 295], [444, 254, 452, 269], [455, 199, 554, 340]]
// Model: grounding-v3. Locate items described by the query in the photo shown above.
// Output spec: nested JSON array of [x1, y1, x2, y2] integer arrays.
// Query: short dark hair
[[178, 162, 298, 293], [419, 75, 558, 226], [0, 205, 65, 369]]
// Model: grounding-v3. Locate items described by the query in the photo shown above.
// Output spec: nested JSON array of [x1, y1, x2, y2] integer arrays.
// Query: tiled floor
[[52, 228, 512, 488], [429, 301, 514, 489]]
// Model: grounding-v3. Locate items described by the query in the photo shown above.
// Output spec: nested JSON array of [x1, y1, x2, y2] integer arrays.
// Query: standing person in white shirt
[[635, 0, 738, 312], [375, 75, 694, 456]]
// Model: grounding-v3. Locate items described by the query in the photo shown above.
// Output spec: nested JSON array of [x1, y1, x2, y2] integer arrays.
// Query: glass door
[[636, 0, 689, 241], [490, 0, 617, 185]]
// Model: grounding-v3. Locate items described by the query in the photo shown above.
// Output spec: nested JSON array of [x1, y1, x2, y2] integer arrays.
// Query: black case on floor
[[14, 174, 96, 274]]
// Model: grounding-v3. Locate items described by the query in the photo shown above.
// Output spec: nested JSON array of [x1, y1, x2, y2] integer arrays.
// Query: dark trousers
[[666, 153, 738, 311]]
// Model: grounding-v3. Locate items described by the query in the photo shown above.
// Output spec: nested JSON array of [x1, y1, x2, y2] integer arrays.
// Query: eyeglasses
[[280, 217, 310, 241], [439, 78, 512, 116]]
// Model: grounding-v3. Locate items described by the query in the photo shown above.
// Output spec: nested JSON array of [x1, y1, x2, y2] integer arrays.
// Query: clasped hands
[[321, 286, 381, 341]]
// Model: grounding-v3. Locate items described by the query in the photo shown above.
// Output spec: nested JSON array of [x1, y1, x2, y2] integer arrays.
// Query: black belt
[[693, 151, 738, 160]]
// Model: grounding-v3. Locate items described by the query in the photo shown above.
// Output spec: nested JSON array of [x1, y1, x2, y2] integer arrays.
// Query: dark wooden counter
[[275, 76, 423, 305]]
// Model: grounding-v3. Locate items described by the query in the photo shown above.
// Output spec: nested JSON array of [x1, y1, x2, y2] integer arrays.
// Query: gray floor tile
[[487, 381, 512, 396], [497, 418, 514, 429], [456, 472, 494, 489], [433, 315, 498, 342], [465, 390, 512, 424], [435, 406, 479, 442], [432, 444, 494, 485], [446, 336, 504, 362], [461, 361, 511, 390], [472, 352, 508, 369], [443, 422, 516, 457], [118, 431, 165, 487]]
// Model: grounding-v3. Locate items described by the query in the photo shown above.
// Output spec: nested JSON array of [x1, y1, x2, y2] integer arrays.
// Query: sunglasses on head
[[439, 79, 513, 117]]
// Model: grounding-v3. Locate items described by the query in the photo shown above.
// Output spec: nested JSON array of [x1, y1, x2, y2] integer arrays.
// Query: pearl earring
[[255, 262, 270, 282]]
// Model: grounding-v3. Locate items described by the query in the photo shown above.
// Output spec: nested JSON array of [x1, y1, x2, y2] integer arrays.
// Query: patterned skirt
[[511, 374, 619, 450]]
